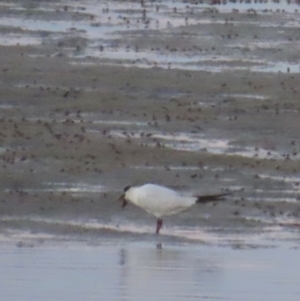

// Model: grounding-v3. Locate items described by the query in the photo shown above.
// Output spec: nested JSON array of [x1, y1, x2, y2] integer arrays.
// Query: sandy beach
[[0, 0, 300, 299]]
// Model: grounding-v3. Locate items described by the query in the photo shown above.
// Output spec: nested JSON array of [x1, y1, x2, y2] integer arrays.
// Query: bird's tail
[[196, 192, 230, 204]]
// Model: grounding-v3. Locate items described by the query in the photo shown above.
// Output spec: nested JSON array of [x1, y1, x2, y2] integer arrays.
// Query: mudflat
[[1, 1, 300, 301], [0, 0, 299, 244]]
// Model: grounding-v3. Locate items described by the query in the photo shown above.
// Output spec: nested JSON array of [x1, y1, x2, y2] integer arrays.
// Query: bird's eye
[[123, 185, 131, 192]]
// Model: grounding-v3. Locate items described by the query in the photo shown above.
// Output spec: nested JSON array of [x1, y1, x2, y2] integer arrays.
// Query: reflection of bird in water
[[119, 248, 126, 266], [118, 183, 230, 234]]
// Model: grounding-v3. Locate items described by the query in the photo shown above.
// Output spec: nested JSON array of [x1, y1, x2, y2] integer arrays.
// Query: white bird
[[118, 183, 230, 234]]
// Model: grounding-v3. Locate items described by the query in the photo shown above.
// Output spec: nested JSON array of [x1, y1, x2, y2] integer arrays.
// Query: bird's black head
[[123, 185, 131, 192]]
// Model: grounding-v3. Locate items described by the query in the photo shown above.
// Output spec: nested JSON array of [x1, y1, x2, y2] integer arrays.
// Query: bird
[[117, 183, 230, 234]]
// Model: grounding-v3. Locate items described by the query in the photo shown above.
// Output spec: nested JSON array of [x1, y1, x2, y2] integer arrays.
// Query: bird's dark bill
[[122, 199, 128, 208], [117, 194, 128, 208]]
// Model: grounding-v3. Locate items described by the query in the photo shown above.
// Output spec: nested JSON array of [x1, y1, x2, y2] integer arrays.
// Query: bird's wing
[[136, 184, 196, 217], [195, 192, 231, 203]]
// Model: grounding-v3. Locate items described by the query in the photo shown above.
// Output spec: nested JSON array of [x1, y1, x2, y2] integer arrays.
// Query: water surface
[[1, 241, 300, 301]]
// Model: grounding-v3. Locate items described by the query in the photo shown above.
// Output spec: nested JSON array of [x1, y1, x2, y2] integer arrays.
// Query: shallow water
[[1, 241, 300, 301], [108, 129, 300, 160]]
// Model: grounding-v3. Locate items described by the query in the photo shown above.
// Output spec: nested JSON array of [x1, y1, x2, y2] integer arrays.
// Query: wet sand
[[0, 0, 300, 299]]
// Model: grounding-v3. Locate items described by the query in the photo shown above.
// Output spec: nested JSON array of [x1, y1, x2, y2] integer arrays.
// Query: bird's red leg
[[156, 218, 163, 234]]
